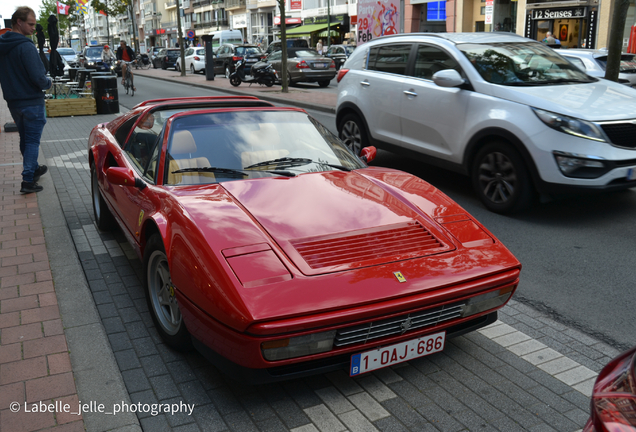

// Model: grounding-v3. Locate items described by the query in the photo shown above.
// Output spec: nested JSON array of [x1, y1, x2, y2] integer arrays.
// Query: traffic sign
[[187, 30, 195, 39]]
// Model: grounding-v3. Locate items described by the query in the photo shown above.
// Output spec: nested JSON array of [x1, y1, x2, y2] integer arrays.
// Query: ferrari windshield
[[164, 110, 365, 185], [459, 42, 594, 85]]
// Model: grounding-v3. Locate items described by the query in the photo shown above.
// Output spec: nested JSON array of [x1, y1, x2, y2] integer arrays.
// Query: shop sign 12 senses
[[531, 7, 586, 20]]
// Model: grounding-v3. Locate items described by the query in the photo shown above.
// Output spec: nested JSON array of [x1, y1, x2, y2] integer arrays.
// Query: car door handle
[[403, 90, 417, 97], [360, 81, 370, 86]]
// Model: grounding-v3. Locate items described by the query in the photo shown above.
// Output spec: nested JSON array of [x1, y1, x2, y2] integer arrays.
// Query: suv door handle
[[403, 90, 417, 97], [360, 81, 370, 86]]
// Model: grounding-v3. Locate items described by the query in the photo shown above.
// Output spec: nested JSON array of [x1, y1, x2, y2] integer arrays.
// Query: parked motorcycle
[[229, 58, 276, 87]]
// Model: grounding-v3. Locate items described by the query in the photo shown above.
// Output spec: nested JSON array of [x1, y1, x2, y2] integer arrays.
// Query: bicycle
[[135, 53, 151, 69], [121, 61, 135, 96]]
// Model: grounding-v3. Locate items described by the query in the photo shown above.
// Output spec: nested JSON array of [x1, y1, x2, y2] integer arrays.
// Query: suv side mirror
[[432, 69, 465, 88]]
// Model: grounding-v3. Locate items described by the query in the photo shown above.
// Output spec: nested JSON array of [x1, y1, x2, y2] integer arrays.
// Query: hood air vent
[[290, 221, 445, 270]]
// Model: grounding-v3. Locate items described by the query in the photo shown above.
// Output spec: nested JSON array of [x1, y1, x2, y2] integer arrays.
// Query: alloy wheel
[[147, 250, 182, 336]]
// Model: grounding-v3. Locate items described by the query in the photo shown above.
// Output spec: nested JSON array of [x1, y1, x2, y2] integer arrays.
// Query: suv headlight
[[532, 108, 607, 142]]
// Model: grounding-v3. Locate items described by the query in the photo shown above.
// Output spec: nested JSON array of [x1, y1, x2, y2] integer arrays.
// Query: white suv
[[336, 33, 636, 213]]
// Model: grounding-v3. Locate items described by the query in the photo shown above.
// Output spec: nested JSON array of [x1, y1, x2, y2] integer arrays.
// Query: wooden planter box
[[46, 98, 97, 118]]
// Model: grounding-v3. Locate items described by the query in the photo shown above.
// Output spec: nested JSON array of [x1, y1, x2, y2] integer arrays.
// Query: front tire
[[190, 64, 195, 74], [176, 62, 181, 72], [318, 80, 329, 88], [338, 113, 367, 156], [144, 234, 192, 351], [91, 163, 114, 230], [471, 141, 534, 214]]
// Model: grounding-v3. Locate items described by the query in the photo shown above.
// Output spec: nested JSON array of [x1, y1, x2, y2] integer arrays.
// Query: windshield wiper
[[243, 157, 313, 169], [243, 157, 352, 172], [171, 167, 248, 176]]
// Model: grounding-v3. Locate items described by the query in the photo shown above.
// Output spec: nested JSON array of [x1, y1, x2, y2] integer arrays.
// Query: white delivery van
[[210, 30, 244, 52]]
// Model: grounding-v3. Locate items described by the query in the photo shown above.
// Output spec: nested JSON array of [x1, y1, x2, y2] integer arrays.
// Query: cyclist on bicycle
[[102, 45, 116, 63], [116, 40, 136, 91]]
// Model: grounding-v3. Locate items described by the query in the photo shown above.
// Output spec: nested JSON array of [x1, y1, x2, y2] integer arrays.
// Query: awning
[[285, 24, 329, 36], [318, 29, 339, 37]]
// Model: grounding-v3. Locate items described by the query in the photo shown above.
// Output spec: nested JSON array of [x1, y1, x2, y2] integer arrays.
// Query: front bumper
[[192, 311, 497, 384], [524, 122, 636, 195]]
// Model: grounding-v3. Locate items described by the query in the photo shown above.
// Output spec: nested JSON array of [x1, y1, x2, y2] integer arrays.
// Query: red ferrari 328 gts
[[88, 96, 521, 383]]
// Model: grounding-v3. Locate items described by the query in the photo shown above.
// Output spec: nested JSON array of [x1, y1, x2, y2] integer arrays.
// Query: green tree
[[90, 0, 139, 52], [276, 0, 289, 93], [37, 0, 77, 41], [604, 0, 631, 82]]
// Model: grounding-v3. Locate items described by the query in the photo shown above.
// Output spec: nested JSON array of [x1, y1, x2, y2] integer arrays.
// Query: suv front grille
[[601, 123, 636, 148], [333, 302, 464, 347]]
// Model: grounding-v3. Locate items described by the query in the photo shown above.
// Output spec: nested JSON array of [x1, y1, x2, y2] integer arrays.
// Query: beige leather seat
[[240, 124, 289, 168], [167, 130, 214, 185]]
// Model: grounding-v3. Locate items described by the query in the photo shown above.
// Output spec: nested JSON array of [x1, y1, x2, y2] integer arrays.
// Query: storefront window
[[427, 2, 446, 21]]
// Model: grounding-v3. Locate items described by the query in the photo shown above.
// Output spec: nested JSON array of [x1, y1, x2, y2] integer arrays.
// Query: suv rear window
[[367, 45, 411, 75], [235, 47, 261, 56]]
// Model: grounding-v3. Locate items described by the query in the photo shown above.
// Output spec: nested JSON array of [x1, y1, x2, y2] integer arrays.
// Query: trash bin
[[92, 76, 119, 114], [202, 35, 214, 81]]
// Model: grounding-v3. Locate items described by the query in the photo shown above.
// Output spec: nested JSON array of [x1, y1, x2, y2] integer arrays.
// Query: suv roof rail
[[367, 32, 529, 44]]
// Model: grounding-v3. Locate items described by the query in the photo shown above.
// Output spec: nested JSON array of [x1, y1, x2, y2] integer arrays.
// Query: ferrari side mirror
[[360, 146, 377, 164], [106, 167, 146, 190]]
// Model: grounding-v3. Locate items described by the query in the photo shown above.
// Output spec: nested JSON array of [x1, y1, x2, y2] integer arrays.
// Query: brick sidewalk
[[0, 100, 85, 432]]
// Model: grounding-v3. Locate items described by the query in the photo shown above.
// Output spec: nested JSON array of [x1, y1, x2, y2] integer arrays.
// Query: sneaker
[[20, 182, 43, 194], [33, 165, 48, 183]]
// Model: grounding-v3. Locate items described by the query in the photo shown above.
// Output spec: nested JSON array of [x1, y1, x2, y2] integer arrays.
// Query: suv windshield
[[459, 42, 592, 85], [86, 47, 103, 57], [58, 48, 75, 55]]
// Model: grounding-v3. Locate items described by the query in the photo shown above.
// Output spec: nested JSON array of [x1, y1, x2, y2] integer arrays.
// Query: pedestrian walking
[[0, 6, 51, 194], [316, 39, 323, 54]]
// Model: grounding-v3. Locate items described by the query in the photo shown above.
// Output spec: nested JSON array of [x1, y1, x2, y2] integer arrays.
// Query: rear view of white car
[[336, 33, 636, 214], [176, 47, 206, 74], [555, 48, 636, 88]]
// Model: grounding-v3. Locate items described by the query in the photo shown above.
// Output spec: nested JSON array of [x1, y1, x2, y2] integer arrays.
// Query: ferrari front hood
[[221, 170, 456, 276]]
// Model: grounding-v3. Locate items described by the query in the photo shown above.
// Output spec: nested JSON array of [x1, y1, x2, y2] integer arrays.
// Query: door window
[[367, 44, 411, 75], [125, 113, 162, 177], [413, 45, 461, 80]]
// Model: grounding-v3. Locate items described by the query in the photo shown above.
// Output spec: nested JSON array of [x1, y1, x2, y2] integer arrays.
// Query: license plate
[[313, 63, 326, 69], [628, 168, 636, 181], [350, 331, 445, 376]]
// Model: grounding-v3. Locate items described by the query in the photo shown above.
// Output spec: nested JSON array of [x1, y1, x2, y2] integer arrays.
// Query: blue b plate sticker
[[628, 168, 636, 181]]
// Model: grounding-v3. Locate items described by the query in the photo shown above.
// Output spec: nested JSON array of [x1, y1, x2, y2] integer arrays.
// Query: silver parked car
[[336, 33, 636, 214], [268, 47, 336, 87], [554, 49, 636, 88]]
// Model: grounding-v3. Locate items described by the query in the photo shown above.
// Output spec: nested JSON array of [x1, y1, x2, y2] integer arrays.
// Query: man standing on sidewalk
[[0, 6, 51, 194]]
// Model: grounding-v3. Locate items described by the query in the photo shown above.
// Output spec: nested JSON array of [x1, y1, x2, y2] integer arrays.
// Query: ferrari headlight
[[460, 286, 514, 317], [532, 108, 606, 142], [262, 330, 336, 361]]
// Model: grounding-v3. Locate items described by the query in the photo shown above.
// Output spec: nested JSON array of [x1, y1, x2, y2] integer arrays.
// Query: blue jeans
[[9, 104, 47, 183]]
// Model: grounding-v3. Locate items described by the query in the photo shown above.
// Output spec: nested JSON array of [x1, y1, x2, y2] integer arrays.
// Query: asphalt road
[[122, 75, 636, 351]]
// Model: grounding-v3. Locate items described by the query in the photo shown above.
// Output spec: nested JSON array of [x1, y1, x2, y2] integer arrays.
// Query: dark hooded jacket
[[0, 31, 52, 109]]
